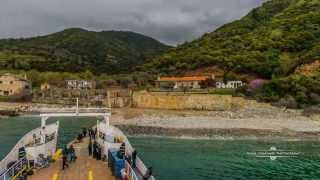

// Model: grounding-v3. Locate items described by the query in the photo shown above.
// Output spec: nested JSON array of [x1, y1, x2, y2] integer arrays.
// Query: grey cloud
[[0, 0, 264, 45]]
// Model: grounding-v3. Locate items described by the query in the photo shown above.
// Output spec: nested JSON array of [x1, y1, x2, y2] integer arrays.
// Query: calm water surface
[[0, 116, 98, 159], [129, 137, 320, 180], [1, 117, 320, 180]]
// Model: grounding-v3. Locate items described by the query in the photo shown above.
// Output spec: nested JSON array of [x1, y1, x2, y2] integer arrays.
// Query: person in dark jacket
[[119, 142, 126, 159], [94, 128, 97, 137], [132, 149, 137, 168], [82, 128, 87, 137], [69, 145, 76, 162], [62, 145, 68, 157], [93, 141, 98, 159], [88, 128, 91, 138], [62, 153, 68, 170], [97, 145, 102, 160], [88, 139, 92, 156]]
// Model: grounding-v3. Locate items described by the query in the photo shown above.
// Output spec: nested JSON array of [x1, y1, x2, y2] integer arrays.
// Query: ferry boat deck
[[1, 105, 154, 180], [30, 137, 114, 180]]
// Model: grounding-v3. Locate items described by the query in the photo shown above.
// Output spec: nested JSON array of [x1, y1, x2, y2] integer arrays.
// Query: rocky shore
[[111, 108, 320, 139], [1, 101, 320, 139], [116, 125, 320, 140]]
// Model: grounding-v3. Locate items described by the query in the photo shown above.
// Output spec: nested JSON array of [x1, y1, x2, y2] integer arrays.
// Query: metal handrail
[[0, 123, 57, 172], [125, 161, 138, 180], [0, 157, 27, 180], [0, 126, 40, 172], [107, 125, 155, 180], [33, 107, 111, 114]]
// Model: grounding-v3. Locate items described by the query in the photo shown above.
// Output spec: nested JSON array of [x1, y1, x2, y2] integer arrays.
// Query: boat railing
[[29, 107, 111, 114], [125, 161, 139, 180], [0, 123, 58, 172], [0, 157, 28, 180], [0, 126, 40, 172], [107, 125, 155, 180]]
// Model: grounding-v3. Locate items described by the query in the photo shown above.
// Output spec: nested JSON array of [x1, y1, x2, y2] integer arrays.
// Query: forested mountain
[[0, 28, 170, 74], [145, 0, 320, 78], [145, 0, 320, 107]]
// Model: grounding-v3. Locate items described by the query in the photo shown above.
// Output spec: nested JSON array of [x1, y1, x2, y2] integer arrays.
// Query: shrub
[[310, 93, 320, 105], [302, 106, 320, 117], [209, 88, 235, 95], [277, 95, 298, 109]]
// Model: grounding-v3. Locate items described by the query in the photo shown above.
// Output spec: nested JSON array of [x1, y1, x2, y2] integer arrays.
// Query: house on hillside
[[66, 80, 96, 90], [156, 75, 215, 89], [0, 73, 32, 99], [216, 81, 244, 89], [41, 82, 51, 91]]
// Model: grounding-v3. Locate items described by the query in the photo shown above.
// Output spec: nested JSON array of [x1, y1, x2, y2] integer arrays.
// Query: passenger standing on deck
[[132, 149, 137, 168], [69, 145, 76, 162], [97, 145, 102, 160], [119, 142, 126, 159], [92, 128, 95, 138], [93, 141, 98, 159], [88, 139, 92, 156], [90, 128, 95, 139], [89, 128, 93, 138], [62, 153, 68, 170], [82, 128, 87, 137], [63, 145, 68, 157]]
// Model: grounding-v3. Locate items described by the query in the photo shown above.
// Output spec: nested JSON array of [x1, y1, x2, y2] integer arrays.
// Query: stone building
[[216, 81, 244, 89], [40, 82, 51, 91], [156, 75, 215, 89], [33, 87, 107, 106], [66, 80, 96, 90], [0, 73, 32, 99], [106, 88, 132, 108]]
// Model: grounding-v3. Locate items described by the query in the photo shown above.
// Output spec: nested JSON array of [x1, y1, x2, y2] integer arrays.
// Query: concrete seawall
[[132, 92, 273, 111]]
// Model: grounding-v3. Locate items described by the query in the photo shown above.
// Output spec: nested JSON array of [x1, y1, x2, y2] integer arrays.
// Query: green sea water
[[0, 116, 98, 159], [129, 137, 320, 180], [1, 117, 320, 180]]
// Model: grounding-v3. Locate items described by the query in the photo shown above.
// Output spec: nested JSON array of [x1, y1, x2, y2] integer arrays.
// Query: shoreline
[[117, 125, 320, 140], [1, 102, 320, 140], [111, 108, 320, 140]]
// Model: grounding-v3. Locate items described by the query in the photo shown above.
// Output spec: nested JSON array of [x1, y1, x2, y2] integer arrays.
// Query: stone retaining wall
[[132, 91, 272, 111]]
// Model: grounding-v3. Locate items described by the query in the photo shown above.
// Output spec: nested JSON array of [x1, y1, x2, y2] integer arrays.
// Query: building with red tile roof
[[156, 75, 214, 89]]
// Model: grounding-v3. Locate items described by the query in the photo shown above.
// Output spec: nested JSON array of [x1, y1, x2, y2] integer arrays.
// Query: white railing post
[[76, 98, 79, 115], [104, 116, 109, 127], [41, 117, 48, 128]]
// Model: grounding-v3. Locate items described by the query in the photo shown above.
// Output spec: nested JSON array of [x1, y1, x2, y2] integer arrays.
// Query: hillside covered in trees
[[0, 28, 170, 74], [145, 0, 319, 78], [144, 0, 320, 107]]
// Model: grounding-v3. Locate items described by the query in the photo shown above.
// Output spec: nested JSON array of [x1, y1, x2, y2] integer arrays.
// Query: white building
[[156, 75, 214, 89], [216, 81, 244, 89], [66, 80, 96, 90]]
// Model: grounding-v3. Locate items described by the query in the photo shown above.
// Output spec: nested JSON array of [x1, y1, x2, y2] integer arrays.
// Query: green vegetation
[[0, 0, 319, 108], [255, 73, 320, 108], [146, 0, 320, 78], [0, 70, 156, 89], [0, 28, 170, 74], [144, 0, 320, 107], [208, 88, 235, 95]]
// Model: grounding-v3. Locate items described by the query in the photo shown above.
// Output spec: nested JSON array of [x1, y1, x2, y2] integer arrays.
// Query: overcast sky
[[0, 0, 264, 45]]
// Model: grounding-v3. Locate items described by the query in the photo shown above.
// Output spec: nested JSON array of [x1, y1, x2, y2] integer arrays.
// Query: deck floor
[[29, 137, 115, 180]]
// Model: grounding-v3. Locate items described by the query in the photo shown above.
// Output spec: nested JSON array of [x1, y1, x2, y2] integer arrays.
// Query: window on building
[[0, 81, 2, 84], [10, 81, 13, 84], [25, 85, 30, 89], [4, 91, 9, 96]]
